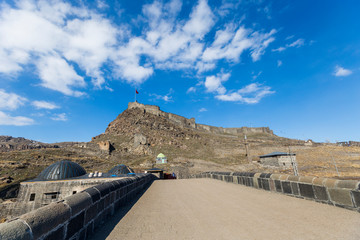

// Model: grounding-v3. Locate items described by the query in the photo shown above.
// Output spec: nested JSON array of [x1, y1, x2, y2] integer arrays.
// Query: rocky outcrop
[[0, 136, 59, 152]]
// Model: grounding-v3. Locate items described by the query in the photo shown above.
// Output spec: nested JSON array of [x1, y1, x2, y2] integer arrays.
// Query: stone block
[[259, 173, 267, 178], [313, 186, 328, 201], [85, 204, 98, 224], [232, 176, 238, 184], [94, 183, 111, 197], [275, 180, 282, 192], [43, 226, 65, 240], [20, 202, 71, 239], [78, 228, 86, 240], [104, 195, 111, 207], [0, 219, 32, 240], [323, 179, 338, 188], [253, 178, 259, 188], [298, 183, 315, 199], [261, 179, 270, 191], [287, 175, 300, 182], [83, 187, 101, 203], [290, 182, 299, 195], [328, 188, 354, 207], [86, 221, 94, 237], [351, 191, 360, 208], [269, 179, 276, 191], [312, 177, 326, 186], [336, 180, 360, 190], [281, 181, 292, 194], [66, 211, 85, 239], [255, 178, 261, 189], [299, 176, 315, 184], [110, 192, 116, 203], [64, 192, 92, 216], [254, 173, 262, 178], [279, 175, 290, 181], [98, 199, 105, 212], [270, 174, 281, 180]]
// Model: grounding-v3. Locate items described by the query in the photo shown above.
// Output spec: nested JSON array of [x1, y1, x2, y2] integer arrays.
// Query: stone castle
[[128, 102, 274, 136]]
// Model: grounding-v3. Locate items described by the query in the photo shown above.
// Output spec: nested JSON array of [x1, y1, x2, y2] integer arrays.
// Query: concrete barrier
[[191, 172, 360, 212], [0, 174, 154, 240]]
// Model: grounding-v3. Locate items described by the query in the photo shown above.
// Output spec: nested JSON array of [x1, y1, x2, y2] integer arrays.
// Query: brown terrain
[[1, 103, 360, 201]]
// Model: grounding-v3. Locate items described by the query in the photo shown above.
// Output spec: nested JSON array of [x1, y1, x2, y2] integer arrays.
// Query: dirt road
[[90, 179, 360, 240]]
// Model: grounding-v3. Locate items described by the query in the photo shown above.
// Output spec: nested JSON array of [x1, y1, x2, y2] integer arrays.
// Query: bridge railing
[[191, 172, 360, 212], [0, 174, 155, 240]]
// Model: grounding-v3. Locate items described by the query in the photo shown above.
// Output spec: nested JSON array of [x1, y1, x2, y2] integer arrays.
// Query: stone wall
[[128, 102, 273, 135], [4, 177, 131, 219], [0, 174, 154, 240], [190, 172, 360, 212]]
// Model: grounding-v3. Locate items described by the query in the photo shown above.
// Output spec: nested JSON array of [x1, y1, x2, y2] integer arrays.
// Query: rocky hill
[[1, 101, 360, 202], [0, 136, 59, 152]]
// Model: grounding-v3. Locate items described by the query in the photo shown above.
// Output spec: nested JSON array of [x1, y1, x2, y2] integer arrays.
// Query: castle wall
[[128, 102, 274, 135]]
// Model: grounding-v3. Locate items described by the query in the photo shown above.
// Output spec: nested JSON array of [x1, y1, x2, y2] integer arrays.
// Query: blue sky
[[0, 0, 359, 143]]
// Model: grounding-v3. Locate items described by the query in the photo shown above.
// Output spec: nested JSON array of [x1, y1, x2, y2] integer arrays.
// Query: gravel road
[[90, 179, 360, 240]]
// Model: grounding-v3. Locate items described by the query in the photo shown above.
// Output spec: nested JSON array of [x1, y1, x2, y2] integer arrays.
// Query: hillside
[[1, 102, 360, 200]]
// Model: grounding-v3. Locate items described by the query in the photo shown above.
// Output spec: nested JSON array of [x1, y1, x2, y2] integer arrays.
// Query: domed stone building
[[4, 160, 139, 219], [108, 164, 134, 175], [36, 160, 87, 180]]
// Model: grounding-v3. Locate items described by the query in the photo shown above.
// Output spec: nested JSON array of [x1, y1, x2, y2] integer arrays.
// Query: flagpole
[[135, 88, 136, 102]]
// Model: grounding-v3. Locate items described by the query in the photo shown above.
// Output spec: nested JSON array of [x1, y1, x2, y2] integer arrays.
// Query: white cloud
[[187, 87, 196, 94], [216, 83, 275, 104], [277, 60, 282, 67], [0, 0, 277, 93], [0, 111, 34, 126], [272, 38, 305, 52], [36, 55, 85, 96], [199, 107, 207, 112], [149, 88, 174, 102], [32, 100, 59, 110], [334, 65, 352, 77], [272, 47, 286, 52], [51, 113, 68, 121], [0, 89, 27, 110], [288, 38, 304, 48], [252, 71, 262, 80], [205, 72, 230, 94]]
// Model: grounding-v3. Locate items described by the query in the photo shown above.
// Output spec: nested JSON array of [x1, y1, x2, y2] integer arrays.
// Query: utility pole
[[331, 155, 340, 177], [244, 135, 251, 163], [288, 146, 298, 176]]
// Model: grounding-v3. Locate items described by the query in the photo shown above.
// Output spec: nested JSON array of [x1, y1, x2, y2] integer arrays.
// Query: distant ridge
[[0, 136, 58, 152]]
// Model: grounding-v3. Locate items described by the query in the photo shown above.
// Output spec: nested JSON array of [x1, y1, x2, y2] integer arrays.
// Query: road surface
[[90, 179, 360, 240]]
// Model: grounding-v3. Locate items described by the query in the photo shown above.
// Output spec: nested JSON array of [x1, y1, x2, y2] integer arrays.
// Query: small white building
[[259, 152, 296, 169], [156, 153, 167, 164]]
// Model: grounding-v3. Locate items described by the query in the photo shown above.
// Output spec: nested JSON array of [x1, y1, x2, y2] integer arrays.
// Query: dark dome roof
[[37, 160, 86, 180], [108, 164, 133, 175]]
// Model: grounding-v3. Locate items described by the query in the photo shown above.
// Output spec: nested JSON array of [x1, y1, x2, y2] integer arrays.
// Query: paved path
[[90, 179, 360, 240]]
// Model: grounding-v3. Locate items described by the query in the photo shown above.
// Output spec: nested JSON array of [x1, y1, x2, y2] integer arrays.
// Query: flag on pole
[[136, 89, 139, 94]]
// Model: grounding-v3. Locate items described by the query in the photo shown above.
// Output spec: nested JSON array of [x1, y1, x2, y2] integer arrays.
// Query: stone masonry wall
[[128, 102, 273, 135], [190, 172, 360, 212], [0, 174, 155, 240]]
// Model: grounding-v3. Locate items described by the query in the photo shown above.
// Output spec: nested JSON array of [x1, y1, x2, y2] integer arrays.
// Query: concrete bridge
[[1, 172, 360, 239], [89, 179, 360, 240]]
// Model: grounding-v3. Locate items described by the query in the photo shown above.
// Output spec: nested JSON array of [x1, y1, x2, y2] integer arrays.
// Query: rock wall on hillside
[[128, 102, 274, 136]]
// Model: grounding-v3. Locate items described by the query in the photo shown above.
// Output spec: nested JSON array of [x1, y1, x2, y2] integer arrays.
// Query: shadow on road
[[88, 180, 155, 240]]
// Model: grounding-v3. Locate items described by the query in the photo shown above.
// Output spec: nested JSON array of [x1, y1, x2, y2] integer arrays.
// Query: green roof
[[157, 153, 166, 158]]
